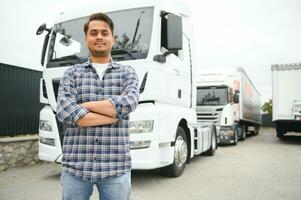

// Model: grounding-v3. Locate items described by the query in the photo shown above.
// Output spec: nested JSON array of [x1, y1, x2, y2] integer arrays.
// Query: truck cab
[[196, 68, 261, 145], [196, 73, 238, 144], [37, 0, 217, 177]]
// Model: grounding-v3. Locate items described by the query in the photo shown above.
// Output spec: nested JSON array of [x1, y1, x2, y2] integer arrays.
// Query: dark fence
[[0, 63, 42, 136]]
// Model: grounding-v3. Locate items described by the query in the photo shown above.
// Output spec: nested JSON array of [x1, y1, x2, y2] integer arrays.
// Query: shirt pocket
[[103, 79, 123, 96], [77, 75, 100, 102]]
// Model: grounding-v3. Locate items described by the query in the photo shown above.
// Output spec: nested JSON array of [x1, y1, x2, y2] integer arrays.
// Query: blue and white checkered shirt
[[56, 59, 139, 182]]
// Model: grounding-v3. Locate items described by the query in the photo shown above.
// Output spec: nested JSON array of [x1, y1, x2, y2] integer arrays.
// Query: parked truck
[[272, 63, 301, 138], [196, 68, 261, 144], [36, 0, 217, 177]]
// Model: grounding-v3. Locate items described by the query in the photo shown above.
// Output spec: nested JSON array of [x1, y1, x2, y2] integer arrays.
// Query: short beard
[[87, 43, 111, 56], [90, 49, 111, 58]]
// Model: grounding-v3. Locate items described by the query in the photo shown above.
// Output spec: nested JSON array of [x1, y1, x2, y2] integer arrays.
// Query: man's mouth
[[95, 43, 105, 46]]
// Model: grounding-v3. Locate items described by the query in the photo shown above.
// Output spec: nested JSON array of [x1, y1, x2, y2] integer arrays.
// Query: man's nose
[[96, 32, 103, 40]]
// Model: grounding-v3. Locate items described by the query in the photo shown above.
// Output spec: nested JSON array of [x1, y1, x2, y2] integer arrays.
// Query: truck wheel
[[204, 126, 217, 156], [254, 125, 260, 135], [240, 125, 246, 141], [233, 126, 238, 145], [160, 127, 188, 177], [276, 123, 285, 138]]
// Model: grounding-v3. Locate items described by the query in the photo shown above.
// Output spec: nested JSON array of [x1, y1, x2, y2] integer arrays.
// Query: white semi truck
[[36, 0, 217, 177], [272, 63, 301, 138], [196, 68, 261, 144]]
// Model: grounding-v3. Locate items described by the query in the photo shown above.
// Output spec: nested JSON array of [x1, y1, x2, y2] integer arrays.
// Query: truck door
[[158, 12, 191, 107]]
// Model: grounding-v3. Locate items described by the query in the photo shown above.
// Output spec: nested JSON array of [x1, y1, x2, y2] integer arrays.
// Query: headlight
[[219, 126, 234, 136], [130, 141, 151, 149], [39, 120, 53, 132], [39, 136, 55, 146], [129, 120, 154, 134]]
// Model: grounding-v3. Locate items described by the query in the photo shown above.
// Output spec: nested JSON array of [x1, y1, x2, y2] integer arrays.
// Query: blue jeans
[[61, 171, 131, 200]]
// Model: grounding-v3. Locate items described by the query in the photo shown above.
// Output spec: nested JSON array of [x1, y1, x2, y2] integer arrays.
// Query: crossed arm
[[56, 66, 139, 127], [75, 100, 118, 127]]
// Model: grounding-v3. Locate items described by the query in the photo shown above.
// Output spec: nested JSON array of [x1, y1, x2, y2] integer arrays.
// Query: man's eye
[[102, 32, 109, 36], [90, 32, 98, 36]]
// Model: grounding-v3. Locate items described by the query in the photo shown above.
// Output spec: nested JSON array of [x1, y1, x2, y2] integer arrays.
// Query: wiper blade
[[47, 55, 88, 67], [52, 55, 86, 62], [111, 48, 136, 60], [201, 103, 218, 106]]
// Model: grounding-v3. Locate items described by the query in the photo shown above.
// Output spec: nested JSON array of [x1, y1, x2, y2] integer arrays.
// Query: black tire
[[160, 127, 188, 177], [232, 125, 238, 145], [204, 126, 217, 156], [276, 123, 285, 138], [239, 125, 246, 141], [253, 125, 260, 135]]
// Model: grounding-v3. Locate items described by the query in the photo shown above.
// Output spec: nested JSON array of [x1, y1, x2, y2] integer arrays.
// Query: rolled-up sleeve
[[110, 66, 139, 119], [56, 67, 88, 125]]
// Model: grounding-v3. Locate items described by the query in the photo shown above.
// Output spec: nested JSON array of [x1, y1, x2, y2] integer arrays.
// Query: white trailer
[[37, 0, 217, 177], [272, 63, 301, 138], [196, 68, 261, 144]]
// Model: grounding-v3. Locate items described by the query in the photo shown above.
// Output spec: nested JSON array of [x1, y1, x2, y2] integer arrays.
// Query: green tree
[[261, 99, 272, 116]]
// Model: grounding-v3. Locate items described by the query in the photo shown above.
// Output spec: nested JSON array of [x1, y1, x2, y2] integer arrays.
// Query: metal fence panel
[[0, 63, 42, 136]]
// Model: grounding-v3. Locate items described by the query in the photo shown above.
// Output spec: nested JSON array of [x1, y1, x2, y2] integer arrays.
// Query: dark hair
[[84, 13, 114, 36]]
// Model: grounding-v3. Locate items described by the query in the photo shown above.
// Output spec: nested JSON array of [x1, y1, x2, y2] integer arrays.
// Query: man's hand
[[76, 112, 118, 127], [80, 100, 117, 118]]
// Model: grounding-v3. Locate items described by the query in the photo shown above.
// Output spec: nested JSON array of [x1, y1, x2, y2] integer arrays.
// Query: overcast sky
[[1, 0, 300, 104]]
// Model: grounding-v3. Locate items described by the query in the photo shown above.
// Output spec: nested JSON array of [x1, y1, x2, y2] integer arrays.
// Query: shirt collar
[[83, 57, 120, 69]]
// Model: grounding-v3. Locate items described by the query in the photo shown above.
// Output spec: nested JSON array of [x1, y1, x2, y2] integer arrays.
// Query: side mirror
[[155, 12, 183, 63], [233, 90, 239, 103], [161, 12, 183, 51], [36, 23, 52, 66], [166, 14, 182, 51], [153, 54, 166, 63], [36, 23, 51, 35]]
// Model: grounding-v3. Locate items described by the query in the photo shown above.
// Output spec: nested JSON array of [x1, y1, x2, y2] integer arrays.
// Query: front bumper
[[38, 106, 62, 162], [218, 135, 235, 144], [130, 132, 174, 169], [218, 126, 235, 144]]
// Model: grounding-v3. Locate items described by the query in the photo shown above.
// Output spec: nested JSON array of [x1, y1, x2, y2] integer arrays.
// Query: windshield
[[197, 86, 228, 106], [47, 7, 153, 68]]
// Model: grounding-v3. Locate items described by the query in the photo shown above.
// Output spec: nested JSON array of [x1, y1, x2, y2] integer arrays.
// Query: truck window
[[47, 7, 154, 68], [197, 86, 228, 106]]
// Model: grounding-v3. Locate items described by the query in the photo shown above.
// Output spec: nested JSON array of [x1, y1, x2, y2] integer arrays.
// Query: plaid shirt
[[56, 59, 139, 182]]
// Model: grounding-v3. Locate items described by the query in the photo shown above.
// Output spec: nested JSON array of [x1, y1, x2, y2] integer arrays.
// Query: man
[[57, 13, 139, 200]]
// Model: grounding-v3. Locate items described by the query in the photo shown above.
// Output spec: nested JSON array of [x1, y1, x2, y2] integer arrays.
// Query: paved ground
[[1, 128, 301, 200]]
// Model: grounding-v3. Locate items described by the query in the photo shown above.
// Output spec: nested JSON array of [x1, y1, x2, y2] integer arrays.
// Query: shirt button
[[95, 139, 98, 142], [93, 157, 97, 161]]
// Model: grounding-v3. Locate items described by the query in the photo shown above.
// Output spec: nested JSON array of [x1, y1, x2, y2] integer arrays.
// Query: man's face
[[86, 20, 115, 57]]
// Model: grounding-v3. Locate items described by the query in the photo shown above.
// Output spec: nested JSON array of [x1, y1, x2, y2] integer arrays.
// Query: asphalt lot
[[1, 128, 301, 200]]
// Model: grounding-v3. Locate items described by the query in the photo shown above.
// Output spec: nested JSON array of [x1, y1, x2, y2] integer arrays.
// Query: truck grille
[[197, 112, 220, 124]]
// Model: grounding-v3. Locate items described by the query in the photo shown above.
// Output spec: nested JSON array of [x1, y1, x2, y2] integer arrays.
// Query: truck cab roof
[[55, 0, 190, 24]]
